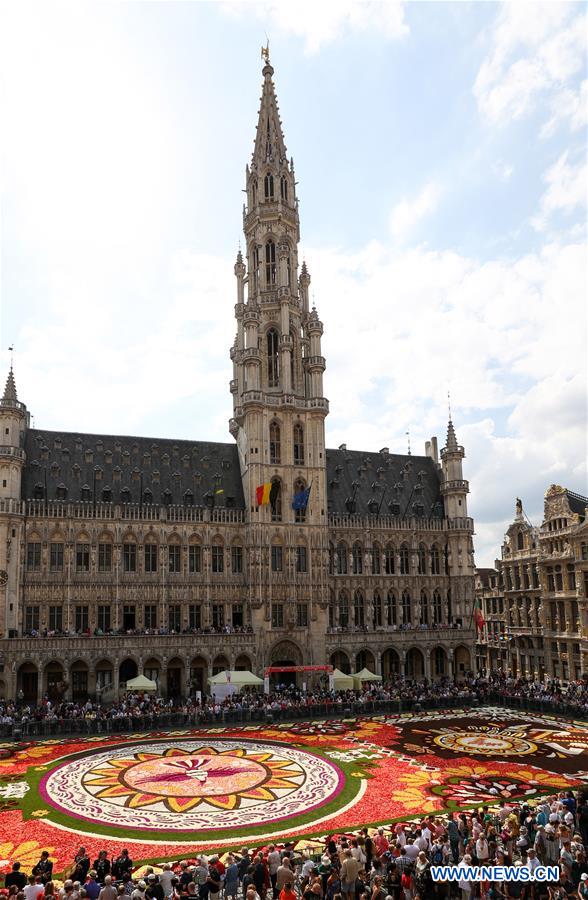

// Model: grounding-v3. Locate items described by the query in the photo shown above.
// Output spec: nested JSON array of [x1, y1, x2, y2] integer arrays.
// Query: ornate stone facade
[[475, 489, 588, 680], [0, 60, 476, 702]]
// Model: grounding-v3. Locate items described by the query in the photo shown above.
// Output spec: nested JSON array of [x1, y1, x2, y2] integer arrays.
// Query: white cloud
[[541, 78, 588, 139], [474, 4, 587, 132], [389, 182, 442, 241], [532, 151, 587, 231], [492, 161, 514, 181], [222, 1, 408, 53]]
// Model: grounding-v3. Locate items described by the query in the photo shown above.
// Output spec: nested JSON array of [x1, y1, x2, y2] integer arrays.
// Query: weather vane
[[447, 390, 452, 420], [261, 40, 270, 63]]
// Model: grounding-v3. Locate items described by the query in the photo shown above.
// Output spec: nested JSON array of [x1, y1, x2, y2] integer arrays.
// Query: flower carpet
[[1, 707, 588, 873]]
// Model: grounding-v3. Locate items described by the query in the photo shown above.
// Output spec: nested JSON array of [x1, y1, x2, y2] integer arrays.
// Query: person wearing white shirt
[[475, 836, 490, 862], [404, 841, 419, 861]]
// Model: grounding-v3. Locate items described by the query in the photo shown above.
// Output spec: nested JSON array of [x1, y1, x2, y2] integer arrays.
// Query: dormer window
[[120, 487, 131, 503], [183, 489, 194, 506], [56, 483, 67, 501], [102, 486, 112, 502], [81, 484, 92, 501]]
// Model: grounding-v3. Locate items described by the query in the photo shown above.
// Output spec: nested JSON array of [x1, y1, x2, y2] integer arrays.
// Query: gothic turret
[[0, 367, 29, 501], [0, 366, 29, 639]]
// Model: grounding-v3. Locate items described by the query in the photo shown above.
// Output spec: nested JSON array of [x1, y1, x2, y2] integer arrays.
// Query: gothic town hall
[[0, 59, 476, 702]]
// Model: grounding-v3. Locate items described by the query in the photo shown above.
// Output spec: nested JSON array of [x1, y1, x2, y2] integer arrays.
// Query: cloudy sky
[[1, 1, 586, 565]]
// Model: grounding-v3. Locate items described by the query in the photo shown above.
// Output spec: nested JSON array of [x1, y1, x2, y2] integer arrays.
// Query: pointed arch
[[338, 590, 349, 629], [265, 239, 277, 286], [420, 590, 429, 626], [293, 477, 307, 523], [264, 172, 274, 200], [418, 542, 427, 575], [270, 476, 282, 522], [352, 541, 363, 575], [354, 589, 365, 628], [267, 327, 280, 387], [399, 543, 410, 575], [386, 591, 397, 627], [433, 589, 442, 625], [373, 590, 383, 628], [269, 420, 281, 464], [293, 422, 304, 465], [401, 589, 411, 625]]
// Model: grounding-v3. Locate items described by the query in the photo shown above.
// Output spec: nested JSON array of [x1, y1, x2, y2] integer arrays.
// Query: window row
[[23, 602, 250, 635], [329, 542, 444, 576], [328, 589, 448, 629], [269, 421, 304, 465], [25, 541, 310, 574], [271, 602, 309, 629]]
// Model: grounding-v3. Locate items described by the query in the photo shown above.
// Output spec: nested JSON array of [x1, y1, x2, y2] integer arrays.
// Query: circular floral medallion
[[39, 739, 345, 834], [432, 775, 539, 807], [433, 729, 537, 757]]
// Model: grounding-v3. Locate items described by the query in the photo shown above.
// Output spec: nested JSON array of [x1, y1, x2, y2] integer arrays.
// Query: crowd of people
[[3, 790, 588, 899], [1, 672, 588, 732]]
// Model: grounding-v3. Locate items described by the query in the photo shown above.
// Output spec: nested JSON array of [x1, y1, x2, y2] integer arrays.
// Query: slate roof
[[22, 430, 245, 509], [566, 490, 588, 520], [325, 447, 444, 518], [22, 430, 444, 518]]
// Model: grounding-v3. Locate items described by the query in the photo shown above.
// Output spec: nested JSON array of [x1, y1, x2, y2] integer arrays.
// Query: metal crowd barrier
[[3, 693, 587, 740]]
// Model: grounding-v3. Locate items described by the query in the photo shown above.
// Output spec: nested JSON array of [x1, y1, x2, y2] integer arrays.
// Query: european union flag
[[292, 486, 311, 510]]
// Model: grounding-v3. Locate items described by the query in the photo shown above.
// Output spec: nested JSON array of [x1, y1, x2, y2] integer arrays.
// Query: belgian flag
[[256, 481, 280, 509]]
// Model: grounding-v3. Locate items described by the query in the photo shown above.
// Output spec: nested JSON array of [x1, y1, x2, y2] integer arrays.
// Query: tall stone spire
[[446, 417, 458, 452], [252, 57, 288, 167], [2, 367, 17, 403]]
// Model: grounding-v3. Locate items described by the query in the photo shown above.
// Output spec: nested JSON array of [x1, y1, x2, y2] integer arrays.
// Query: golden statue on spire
[[261, 41, 270, 63]]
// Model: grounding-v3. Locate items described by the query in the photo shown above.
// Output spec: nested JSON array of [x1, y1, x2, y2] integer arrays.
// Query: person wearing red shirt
[[279, 883, 297, 900]]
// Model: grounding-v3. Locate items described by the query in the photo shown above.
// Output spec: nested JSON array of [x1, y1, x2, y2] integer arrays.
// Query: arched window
[[252, 245, 261, 291], [293, 423, 304, 465], [352, 542, 363, 575], [270, 477, 282, 522], [280, 175, 288, 201], [433, 646, 446, 677], [399, 544, 410, 575], [251, 180, 257, 205], [267, 328, 279, 387], [264, 173, 274, 200], [517, 531, 524, 550], [265, 240, 276, 285], [269, 421, 281, 464], [401, 590, 411, 625], [336, 542, 348, 575], [386, 591, 397, 627], [354, 590, 365, 628], [384, 544, 395, 575], [418, 543, 427, 575], [373, 591, 382, 628], [293, 477, 307, 523], [372, 543, 381, 575], [328, 542, 335, 576], [433, 590, 442, 625], [431, 544, 440, 575], [290, 329, 297, 388], [328, 589, 335, 628], [338, 591, 349, 628], [420, 591, 429, 626], [286, 254, 292, 287]]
